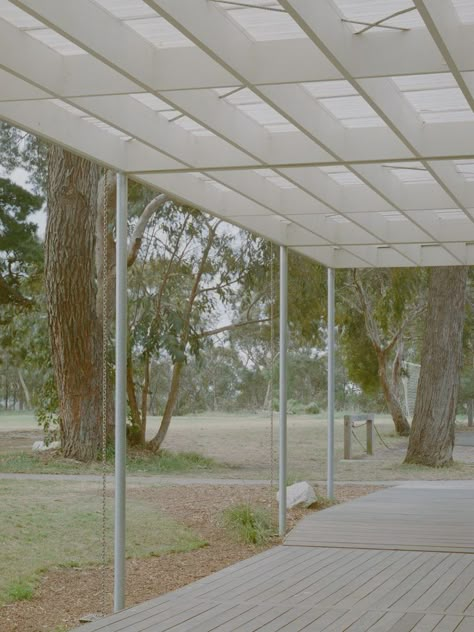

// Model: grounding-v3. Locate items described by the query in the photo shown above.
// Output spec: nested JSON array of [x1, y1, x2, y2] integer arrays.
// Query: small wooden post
[[344, 415, 352, 460], [468, 399, 473, 428], [366, 414, 375, 456]]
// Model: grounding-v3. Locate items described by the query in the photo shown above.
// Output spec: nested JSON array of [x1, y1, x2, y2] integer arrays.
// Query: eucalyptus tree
[[405, 267, 470, 466], [338, 268, 426, 436], [125, 197, 267, 449]]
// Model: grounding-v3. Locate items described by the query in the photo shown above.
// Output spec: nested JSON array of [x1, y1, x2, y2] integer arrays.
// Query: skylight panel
[[50, 101, 133, 140], [380, 211, 407, 222], [50, 100, 85, 117], [452, 0, 474, 24], [0, 0, 42, 28], [125, 17, 194, 48], [436, 209, 466, 220], [217, 1, 307, 41], [319, 95, 386, 128], [224, 88, 297, 132], [400, 87, 474, 123], [302, 81, 357, 99], [392, 73, 457, 92], [191, 173, 230, 192], [129, 93, 174, 111], [326, 214, 350, 224], [174, 116, 215, 137], [254, 169, 296, 189], [26, 29, 87, 55], [384, 162, 435, 183], [333, 0, 424, 32], [320, 167, 363, 186], [454, 160, 474, 181], [93, 0, 156, 20]]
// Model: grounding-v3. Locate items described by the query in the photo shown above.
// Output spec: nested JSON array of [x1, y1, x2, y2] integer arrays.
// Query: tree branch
[[198, 317, 271, 338], [127, 193, 168, 267]]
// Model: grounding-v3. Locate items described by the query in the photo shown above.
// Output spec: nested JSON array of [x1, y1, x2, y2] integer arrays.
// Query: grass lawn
[[0, 449, 226, 476], [1, 412, 473, 481], [0, 479, 206, 605]]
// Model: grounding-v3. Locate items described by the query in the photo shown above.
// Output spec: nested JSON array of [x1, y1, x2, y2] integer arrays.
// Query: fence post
[[366, 415, 375, 456], [344, 415, 352, 460]]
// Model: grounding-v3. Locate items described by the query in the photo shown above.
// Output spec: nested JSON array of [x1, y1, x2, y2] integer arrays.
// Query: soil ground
[[0, 483, 379, 632]]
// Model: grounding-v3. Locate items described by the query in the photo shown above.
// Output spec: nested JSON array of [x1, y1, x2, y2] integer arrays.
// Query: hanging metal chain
[[269, 242, 276, 520], [100, 171, 110, 615]]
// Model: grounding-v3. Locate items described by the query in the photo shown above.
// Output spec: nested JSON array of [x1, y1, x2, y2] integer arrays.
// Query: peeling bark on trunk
[[405, 267, 468, 467], [45, 147, 102, 461]]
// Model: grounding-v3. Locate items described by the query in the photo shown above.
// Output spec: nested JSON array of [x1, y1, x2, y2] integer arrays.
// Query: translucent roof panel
[[174, 116, 215, 137], [383, 163, 435, 183], [50, 100, 132, 140], [0, 1, 87, 55], [223, 88, 297, 132], [93, 0, 156, 20], [129, 93, 174, 112], [320, 166, 364, 186], [319, 95, 386, 128], [392, 75, 474, 123], [26, 29, 88, 56], [333, 0, 425, 32], [217, 1, 307, 41], [254, 169, 297, 189], [302, 81, 357, 99], [452, 0, 474, 24], [125, 17, 195, 48], [0, 0, 42, 28], [454, 160, 474, 181]]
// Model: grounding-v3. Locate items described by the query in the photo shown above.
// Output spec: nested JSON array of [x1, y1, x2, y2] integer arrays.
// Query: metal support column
[[327, 268, 335, 499], [279, 246, 288, 537], [114, 173, 128, 612]]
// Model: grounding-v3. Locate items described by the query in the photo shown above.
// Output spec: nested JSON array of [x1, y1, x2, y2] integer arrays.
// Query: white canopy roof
[[1, 0, 474, 268]]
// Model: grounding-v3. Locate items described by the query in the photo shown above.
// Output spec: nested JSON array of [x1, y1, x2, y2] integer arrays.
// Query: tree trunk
[[405, 267, 468, 467], [45, 147, 102, 461], [148, 361, 184, 452], [377, 350, 411, 436], [468, 399, 473, 428], [17, 369, 31, 409], [126, 352, 148, 447]]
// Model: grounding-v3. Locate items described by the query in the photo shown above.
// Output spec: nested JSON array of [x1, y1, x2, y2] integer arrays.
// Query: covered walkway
[[76, 481, 474, 632]]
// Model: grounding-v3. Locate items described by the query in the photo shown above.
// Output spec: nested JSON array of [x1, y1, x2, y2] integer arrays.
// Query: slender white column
[[114, 173, 128, 612], [279, 245, 288, 537], [327, 267, 335, 499]]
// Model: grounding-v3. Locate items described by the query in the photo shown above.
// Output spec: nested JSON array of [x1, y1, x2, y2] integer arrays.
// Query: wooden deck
[[75, 482, 474, 632]]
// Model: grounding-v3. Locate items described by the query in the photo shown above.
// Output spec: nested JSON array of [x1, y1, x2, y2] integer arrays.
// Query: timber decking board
[[73, 483, 474, 632]]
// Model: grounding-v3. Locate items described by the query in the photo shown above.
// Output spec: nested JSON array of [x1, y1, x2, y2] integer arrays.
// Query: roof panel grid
[[1, 0, 473, 268], [216, 0, 307, 41]]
